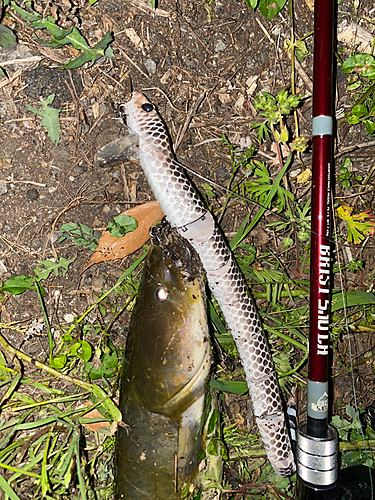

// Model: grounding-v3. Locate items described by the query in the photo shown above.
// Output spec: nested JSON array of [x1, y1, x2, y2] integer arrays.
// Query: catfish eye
[[155, 286, 169, 302], [142, 103, 154, 112]]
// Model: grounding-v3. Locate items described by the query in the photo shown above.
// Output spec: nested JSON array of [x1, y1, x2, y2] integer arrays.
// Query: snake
[[119, 92, 296, 477], [116, 222, 221, 499]]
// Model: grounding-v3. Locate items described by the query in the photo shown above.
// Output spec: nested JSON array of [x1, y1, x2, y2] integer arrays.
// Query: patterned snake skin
[[121, 92, 296, 477]]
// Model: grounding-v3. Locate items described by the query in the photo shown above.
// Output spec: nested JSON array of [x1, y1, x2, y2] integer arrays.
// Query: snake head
[[124, 92, 166, 139]]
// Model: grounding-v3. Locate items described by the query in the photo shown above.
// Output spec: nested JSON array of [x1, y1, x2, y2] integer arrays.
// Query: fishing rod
[[296, 0, 339, 498]]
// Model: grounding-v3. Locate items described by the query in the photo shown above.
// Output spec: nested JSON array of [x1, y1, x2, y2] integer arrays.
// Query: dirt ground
[[1, 0, 375, 498]]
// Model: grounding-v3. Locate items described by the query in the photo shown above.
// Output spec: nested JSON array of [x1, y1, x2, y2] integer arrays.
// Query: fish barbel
[[116, 222, 212, 499]]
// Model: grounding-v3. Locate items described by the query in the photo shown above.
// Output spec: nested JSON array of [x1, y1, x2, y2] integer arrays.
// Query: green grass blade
[[73, 428, 87, 500], [0, 474, 21, 500], [331, 290, 375, 312]]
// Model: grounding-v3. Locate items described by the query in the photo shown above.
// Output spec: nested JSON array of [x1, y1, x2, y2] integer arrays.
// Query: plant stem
[[34, 279, 55, 360], [0, 332, 92, 391], [67, 250, 148, 335]]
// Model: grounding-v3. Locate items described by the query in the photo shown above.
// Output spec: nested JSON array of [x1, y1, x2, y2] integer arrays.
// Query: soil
[[0, 0, 375, 498]]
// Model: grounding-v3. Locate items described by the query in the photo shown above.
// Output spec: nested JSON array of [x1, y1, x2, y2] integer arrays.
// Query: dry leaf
[[79, 402, 110, 432], [296, 168, 312, 184], [245, 75, 259, 96], [87, 201, 164, 268], [124, 28, 144, 50], [337, 21, 374, 54]]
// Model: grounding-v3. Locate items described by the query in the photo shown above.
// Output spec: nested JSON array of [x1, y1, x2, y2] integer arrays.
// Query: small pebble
[[259, 51, 269, 64], [26, 187, 39, 201], [214, 39, 226, 52], [144, 58, 157, 75], [84, 274, 93, 286], [0, 183, 8, 195], [64, 313, 75, 323]]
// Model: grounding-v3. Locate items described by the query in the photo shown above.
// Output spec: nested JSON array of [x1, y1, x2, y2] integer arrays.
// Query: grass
[[1, 0, 375, 499], [1, 99, 375, 500]]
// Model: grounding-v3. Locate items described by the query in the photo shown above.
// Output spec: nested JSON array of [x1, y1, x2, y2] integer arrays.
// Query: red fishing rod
[[296, 0, 339, 498]]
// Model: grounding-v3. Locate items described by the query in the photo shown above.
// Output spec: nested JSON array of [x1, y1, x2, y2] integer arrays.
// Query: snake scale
[[121, 92, 296, 477]]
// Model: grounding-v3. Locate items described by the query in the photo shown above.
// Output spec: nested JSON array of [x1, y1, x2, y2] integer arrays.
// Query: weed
[[243, 0, 287, 20], [342, 53, 375, 136], [336, 205, 375, 244], [332, 404, 375, 469], [0, 247, 147, 498], [106, 214, 138, 238], [27, 94, 61, 145], [11, 1, 114, 69], [337, 158, 363, 188], [267, 199, 311, 249], [250, 87, 305, 148], [59, 223, 100, 253]]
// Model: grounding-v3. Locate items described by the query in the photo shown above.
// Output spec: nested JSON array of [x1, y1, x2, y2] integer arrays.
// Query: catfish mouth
[[149, 218, 203, 281]]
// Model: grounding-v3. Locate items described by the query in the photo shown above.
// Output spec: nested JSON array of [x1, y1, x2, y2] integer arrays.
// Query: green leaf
[[0, 25, 16, 47], [106, 214, 138, 238], [62, 31, 113, 69], [342, 53, 375, 79], [91, 384, 122, 422], [0, 275, 36, 294], [11, 2, 41, 22], [86, 363, 103, 380], [209, 380, 248, 395], [347, 115, 360, 125], [352, 104, 368, 118], [27, 94, 60, 145], [102, 351, 118, 371], [258, 0, 287, 19], [50, 355, 67, 369], [69, 340, 92, 361], [59, 223, 100, 252], [34, 255, 77, 280], [243, 0, 258, 8], [206, 409, 218, 435], [364, 120, 375, 135], [331, 291, 375, 312]]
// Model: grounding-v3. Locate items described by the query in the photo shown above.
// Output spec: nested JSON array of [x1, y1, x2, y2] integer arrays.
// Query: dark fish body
[[116, 224, 211, 499]]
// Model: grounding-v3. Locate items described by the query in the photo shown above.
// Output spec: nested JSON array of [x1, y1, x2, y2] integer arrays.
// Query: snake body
[[122, 92, 296, 477]]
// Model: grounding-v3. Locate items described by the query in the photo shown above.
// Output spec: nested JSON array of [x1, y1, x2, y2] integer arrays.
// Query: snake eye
[[155, 286, 169, 302], [142, 103, 154, 112]]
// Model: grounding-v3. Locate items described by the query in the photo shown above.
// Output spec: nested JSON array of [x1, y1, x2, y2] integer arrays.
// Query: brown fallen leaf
[[86, 201, 164, 269], [79, 403, 111, 432]]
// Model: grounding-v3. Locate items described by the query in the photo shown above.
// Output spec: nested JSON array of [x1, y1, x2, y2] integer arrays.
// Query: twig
[[0, 56, 42, 67], [142, 86, 184, 112], [335, 140, 375, 157], [286, 51, 313, 93], [129, 0, 171, 17], [0, 331, 92, 391], [174, 92, 206, 151], [0, 235, 31, 254], [0, 179, 46, 187], [42, 190, 88, 259], [114, 43, 150, 80]]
